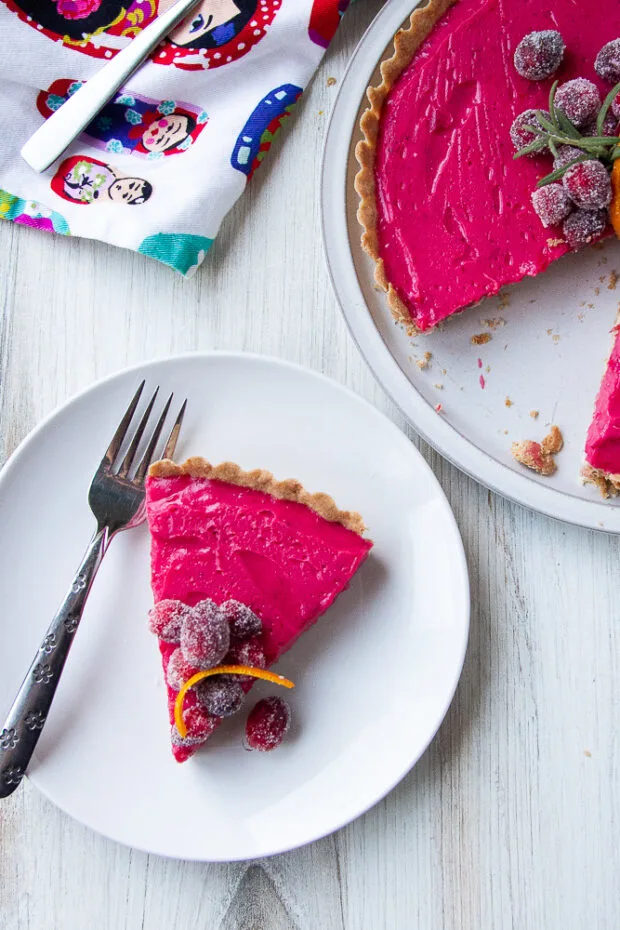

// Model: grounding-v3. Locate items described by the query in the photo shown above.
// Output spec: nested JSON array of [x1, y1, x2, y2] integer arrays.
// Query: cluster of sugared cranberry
[[149, 598, 290, 752], [510, 32, 620, 248]]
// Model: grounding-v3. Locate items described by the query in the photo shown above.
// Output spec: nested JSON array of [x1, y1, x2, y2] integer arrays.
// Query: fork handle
[[0, 526, 109, 797]]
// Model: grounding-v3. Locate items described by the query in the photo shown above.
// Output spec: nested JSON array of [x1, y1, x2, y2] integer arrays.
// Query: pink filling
[[585, 325, 620, 476], [375, 0, 620, 331], [146, 475, 372, 760]]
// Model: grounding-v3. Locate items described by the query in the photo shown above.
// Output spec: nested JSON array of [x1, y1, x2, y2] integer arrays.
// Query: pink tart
[[583, 317, 620, 494], [356, 0, 620, 496], [355, 0, 620, 333], [145, 458, 372, 761]]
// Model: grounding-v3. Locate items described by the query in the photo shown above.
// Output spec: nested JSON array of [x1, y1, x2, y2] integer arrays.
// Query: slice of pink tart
[[145, 458, 372, 762], [583, 317, 620, 495], [355, 0, 620, 333]]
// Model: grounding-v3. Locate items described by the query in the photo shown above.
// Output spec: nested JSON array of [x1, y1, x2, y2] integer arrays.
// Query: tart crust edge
[[581, 464, 620, 498], [354, 0, 459, 334], [149, 457, 367, 535]]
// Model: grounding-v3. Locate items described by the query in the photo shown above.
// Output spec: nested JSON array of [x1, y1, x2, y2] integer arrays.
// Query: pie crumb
[[497, 291, 510, 310], [594, 287, 600, 296], [434, 383, 443, 389], [541, 425, 563, 455], [511, 426, 563, 476], [608, 271, 618, 290], [505, 397, 513, 407], [481, 317, 507, 330], [471, 332, 491, 345], [547, 237, 564, 247], [327, 76, 337, 87], [530, 410, 539, 419], [584, 749, 592, 758]]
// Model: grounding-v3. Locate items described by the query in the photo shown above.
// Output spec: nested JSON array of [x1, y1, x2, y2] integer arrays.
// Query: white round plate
[[0, 354, 469, 861], [322, 0, 620, 533]]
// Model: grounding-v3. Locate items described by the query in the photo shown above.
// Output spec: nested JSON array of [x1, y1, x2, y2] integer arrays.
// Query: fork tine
[[99, 380, 145, 470], [116, 387, 159, 478], [161, 399, 186, 462], [134, 393, 175, 484]]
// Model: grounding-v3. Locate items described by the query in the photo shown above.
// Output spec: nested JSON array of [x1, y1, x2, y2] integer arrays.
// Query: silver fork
[[0, 382, 186, 797]]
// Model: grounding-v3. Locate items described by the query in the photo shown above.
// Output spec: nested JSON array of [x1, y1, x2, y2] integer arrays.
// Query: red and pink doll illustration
[[51, 156, 153, 206], [3, 0, 281, 70], [37, 81, 208, 160]]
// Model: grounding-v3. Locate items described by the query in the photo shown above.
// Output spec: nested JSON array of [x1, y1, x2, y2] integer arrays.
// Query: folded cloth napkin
[[0, 0, 350, 274]]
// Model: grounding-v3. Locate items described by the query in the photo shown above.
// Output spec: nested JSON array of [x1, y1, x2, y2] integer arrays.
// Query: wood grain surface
[[1, 3, 619, 928]]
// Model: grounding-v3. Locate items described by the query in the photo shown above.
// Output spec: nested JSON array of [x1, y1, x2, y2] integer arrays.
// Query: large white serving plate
[[0, 353, 469, 860], [322, 0, 620, 532]]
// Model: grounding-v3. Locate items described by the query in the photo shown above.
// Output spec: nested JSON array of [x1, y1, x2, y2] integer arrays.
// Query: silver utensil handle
[[0, 526, 108, 797], [20, 0, 202, 173]]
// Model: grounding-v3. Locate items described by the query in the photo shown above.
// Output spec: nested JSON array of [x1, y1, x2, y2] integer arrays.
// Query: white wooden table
[[1, 4, 619, 927]]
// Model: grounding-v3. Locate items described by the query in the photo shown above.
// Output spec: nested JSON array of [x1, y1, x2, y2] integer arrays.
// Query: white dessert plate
[[0, 353, 469, 861], [322, 0, 620, 533]]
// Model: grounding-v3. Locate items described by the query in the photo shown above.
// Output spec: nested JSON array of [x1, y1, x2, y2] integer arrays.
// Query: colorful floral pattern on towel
[[0, 188, 70, 234]]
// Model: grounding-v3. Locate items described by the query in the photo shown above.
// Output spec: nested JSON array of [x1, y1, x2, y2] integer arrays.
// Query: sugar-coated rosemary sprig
[[514, 79, 620, 187]]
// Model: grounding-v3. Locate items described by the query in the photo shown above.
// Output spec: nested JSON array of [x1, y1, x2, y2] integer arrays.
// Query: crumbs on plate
[[511, 425, 564, 477]]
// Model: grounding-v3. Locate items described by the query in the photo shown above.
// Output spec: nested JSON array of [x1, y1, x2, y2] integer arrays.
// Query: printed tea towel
[[0, 0, 349, 275]]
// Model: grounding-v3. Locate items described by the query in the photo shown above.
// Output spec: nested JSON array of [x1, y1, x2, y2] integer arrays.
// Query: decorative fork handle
[[0, 526, 109, 797]]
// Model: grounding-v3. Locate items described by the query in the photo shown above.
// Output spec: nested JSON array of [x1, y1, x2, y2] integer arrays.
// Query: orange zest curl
[[174, 665, 295, 738], [610, 159, 620, 239]]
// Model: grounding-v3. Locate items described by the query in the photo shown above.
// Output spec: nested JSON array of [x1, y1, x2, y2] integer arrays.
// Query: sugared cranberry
[[554, 79, 601, 128], [595, 39, 620, 84], [166, 648, 199, 691], [196, 677, 245, 717], [148, 599, 186, 643], [583, 111, 619, 137], [510, 109, 549, 154], [244, 696, 291, 752], [514, 30, 564, 81], [552, 145, 587, 172], [224, 637, 266, 684], [222, 600, 262, 640], [531, 184, 573, 228], [171, 705, 220, 747], [180, 599, 230, 670], [170, 725, 203, 749], [563, 208, 608, 249], [563, 160, 612, 209]]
